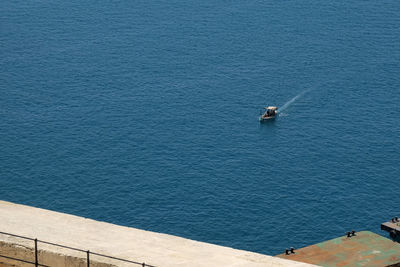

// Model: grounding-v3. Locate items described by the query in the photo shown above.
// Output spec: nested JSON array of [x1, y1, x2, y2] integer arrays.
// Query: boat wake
[[278, 88, 312, 112]]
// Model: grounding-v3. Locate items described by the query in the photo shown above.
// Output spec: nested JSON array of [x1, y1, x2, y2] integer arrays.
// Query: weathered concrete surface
[[0, 201, 317, 267], [0, 241, 113, 267], [276, 231, 400, 267]]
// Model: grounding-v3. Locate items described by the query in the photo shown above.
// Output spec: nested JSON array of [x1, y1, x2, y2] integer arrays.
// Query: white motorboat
[[259, 106, 278, 122]]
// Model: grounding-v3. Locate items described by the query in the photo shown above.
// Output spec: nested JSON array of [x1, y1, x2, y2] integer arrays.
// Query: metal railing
[[0, 231, 156, 267]]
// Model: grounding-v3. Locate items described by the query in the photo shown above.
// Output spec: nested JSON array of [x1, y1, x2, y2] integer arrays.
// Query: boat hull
[[259, 115, 276, 122]]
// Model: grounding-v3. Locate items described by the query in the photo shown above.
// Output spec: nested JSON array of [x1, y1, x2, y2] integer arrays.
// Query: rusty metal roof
[[276, 231, 400, 267]]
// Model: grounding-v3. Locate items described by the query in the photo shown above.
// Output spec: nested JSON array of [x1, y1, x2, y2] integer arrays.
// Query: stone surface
[[0, 201, 316, 267]]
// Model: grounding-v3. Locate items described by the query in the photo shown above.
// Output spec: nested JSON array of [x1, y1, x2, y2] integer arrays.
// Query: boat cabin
[[265, 106, 277, 117]]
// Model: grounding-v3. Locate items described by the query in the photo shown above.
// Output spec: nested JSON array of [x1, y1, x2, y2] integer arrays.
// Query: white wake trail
[[278, 88, 312, 112]]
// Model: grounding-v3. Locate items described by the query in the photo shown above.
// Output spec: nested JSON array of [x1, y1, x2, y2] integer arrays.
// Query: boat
[[259, 106, 278, 122]]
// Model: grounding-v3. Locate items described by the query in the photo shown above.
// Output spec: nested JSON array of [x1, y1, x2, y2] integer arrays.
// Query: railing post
[[34, 238, 38, 267], [142, 263, 145, 267], [87, 250, 90, 267]]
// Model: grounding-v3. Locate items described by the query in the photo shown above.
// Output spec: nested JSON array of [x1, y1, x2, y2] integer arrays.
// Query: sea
[[1, 0, 399, 256]]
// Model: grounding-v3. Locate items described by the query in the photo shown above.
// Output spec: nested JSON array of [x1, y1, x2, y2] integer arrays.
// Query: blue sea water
[[1, 0, 399, 255]]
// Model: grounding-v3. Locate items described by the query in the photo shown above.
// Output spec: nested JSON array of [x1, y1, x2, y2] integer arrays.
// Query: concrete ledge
[[0, 201, 316, 267]]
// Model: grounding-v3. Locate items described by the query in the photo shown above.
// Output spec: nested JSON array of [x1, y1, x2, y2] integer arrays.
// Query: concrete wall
[[0, 241, 115, 267]]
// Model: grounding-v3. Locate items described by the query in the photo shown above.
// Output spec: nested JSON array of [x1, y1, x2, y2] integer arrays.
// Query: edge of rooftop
[[0, 200, 318, 267]]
